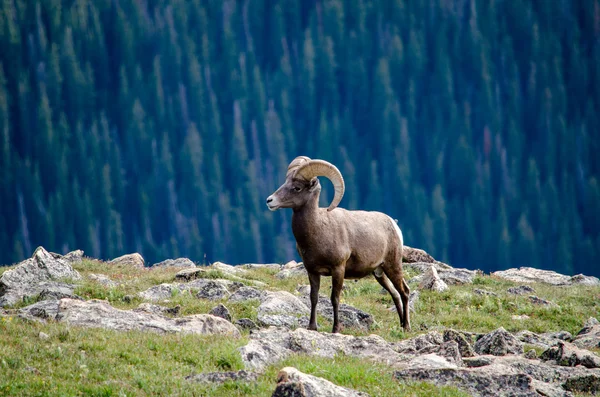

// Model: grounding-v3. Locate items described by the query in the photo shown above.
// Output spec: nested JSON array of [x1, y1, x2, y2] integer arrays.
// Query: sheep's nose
[[266, 197, 274, 203]]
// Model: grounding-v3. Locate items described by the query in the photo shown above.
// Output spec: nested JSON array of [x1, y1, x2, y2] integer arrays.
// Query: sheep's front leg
[[308, 272, 321, 331], [330, 267, 345, 333]]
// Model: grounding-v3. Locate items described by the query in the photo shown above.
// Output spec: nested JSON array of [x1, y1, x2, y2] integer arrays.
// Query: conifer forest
[[0, 0, 599, 276]]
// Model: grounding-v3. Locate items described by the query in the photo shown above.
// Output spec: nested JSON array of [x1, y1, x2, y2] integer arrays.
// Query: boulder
[[151, 258, 195, 268], [210, 262, 248, 276], [402, 246, 443, 264], [256, 291, 310, 328], [239, 328, 408, 370], [444, 329, 475, 358], [195, 280, 232, 300], [109, 253, 145, 269], [240, 263, 282, 271], [228, 286, 266, 303], [516, 330, 570, 349], [19, 299, 61, 321], [50, 299, 240, 337], [573, 318, 600, 349], [273, 367, 370, 397], [209, 304, 232, 321], [507, 285, 536, 295], [51, 249, 84, 264], [88, 274, 118, 288], [138, 279, 242, 302], [474, 327, 523, 356], [492, 267, 599, 286], [419, 266, 448, 292], [134, 303, 180, 316], [0, 247, 82, 307], [540, 341, 600, 368], [276, 262, 308, 279], [235, 318, 258, 330], [528, 295, 558, 307], [174, 267, 207, 281], [186, 370, 258, 384]]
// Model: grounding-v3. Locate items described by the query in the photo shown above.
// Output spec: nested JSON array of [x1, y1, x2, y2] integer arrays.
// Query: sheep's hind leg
[[382, 265, 411, 332], [307, 272, 321, 331], [373, 267, 404, 326]]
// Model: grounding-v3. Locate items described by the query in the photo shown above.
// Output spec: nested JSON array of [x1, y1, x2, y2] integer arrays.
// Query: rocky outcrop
[[273, 367, 370, 397], [419, 266, 448, 292], [151, 258, 195, 268], [540, 341, 600, 368], [109, 253, 145, 269], [474, 327, 524, 356], [0, 247, 82, 307], [210, 261, 249, 276], [507, 285, 536, 295], [186, 370, 258, 384], [493, 267, 600, 286], [21, 298, 240, 337], [257, 291, 310, 328], [573, 318, 600, 349], [138, 279, 243, 302], [228, 286, 266, 302], [209, 303, 232, 321]]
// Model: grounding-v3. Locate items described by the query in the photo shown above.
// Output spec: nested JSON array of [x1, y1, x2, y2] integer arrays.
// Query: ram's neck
[[291, 197, 322, 250]]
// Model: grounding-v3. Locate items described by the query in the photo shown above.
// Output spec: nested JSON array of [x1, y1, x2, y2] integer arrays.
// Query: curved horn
[[286, 156, 312, 178], [296, 159, 345, 211]]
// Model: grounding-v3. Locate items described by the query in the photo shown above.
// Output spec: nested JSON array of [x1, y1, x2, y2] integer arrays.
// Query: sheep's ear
[[309, 177, 319, 189]]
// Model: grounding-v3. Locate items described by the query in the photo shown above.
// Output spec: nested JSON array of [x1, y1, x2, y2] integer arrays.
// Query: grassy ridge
[[0, 259, 598, 396]]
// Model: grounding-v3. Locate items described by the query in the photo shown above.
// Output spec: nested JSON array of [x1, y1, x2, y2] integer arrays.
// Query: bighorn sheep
[[266, 156, 411, 333]]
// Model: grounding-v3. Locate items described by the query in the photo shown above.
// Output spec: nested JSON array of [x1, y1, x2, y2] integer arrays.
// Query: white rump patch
[[388, 216, 403, 247]]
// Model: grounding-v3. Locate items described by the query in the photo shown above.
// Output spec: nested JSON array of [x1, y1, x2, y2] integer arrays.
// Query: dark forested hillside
[[0, 0, 599, 275]]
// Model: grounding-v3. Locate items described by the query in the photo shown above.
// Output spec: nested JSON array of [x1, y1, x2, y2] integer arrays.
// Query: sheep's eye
[[293, 186, 302, 192]]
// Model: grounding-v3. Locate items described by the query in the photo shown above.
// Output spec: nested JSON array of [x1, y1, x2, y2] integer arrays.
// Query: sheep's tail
[[388, 216, 409, 292]]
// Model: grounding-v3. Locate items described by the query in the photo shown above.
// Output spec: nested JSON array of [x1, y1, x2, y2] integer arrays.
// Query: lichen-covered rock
[[474, 289, 497, 296], [507, 285, 536, 295], [195, 280, 231, 300], [273, 367, 370, 397], [51, 249, 84, 264], [151, 258, 195, 268], [235, 318, 258, 330], [474, 327, 523, 356], [241, 263, 281, 271], [109, 253, 145, 269], [0, 247, 82, 307], [493, 267, 599, 286], [19, 300, 61, 321], [276, 262, 308, 279], [54, 299, 240, 337], [88, 274, 118, 288], [186, 370, 258, 384], [419, 266, 448, 292], [528, 295, 558, 307], [517, 330, 569, 349], [138, 279, 242, 302], [228, 286, 266, 302], [540, 341, 600, 368], [444, 329, 475, 358], [256, 291, 309, 328], [563, 374, 600, 394], [402, 246, 442, 264], [573, 318, 600, 350], [174, 267, 207, 281], [134, 303, 180, 316], [210, 261, 248, 276], [209, 304, 232, 321]]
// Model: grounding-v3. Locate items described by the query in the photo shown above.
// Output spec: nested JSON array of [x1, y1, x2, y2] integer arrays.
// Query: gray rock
[[517, 330, 565, 349], [0, 247, 82, 307], [573, 323, 600, 350], [493, 267, 598, 286], [186, 370, 258, 383], [569, 274, 600, 286], [394, 331, 444, 354], [38, 332, 50, 340], [134, 303, 180, 316], [444, 329, 475, 358], [474, 327, 524, 356], [240, 263, 281, 271], [584, 317, 599, 328], [195, 280, 231, 300], [152, 258, 195, 268], [51, 249, 84, 264], [209, 304, 232, 321], [38, 283, 80, 301], [174, 267, 207, 281], [276, 262, 308, 279], [256, 291, 309, 328], [528, 295, 558, 307], [563, 374, 600, 394], [474, 289, 497, 296], [19, 300, 61, 321], [524, 349, 538, 359], [273, 366, 370, 397], [540, 341, 600, 368], [408, 290, 419, 313], [108, 253, 145, 269], [239, 328, 408, 370], [55, 298, 240, 337], [88, 274, 118, 288], [463, 356, 494, 368], [228, 286, 266, 302], [507, 285, 536, 295], [402, 246, 444, 265], [419, 266, 448, 292], [138, 283, 184, 301], [299, 293, 374, 331], [235, 318, 258, 330], [210, 262, 248, 276]]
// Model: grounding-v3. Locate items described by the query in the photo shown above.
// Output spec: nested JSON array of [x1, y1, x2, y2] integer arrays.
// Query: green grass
[[0, 258, 599, 396]]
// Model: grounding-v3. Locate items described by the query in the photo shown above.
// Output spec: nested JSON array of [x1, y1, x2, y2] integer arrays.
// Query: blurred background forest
[[0, 0, 599, 276]]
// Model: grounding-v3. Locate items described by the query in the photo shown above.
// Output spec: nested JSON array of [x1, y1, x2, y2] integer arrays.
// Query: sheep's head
[[266, 156, 345, 212]]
